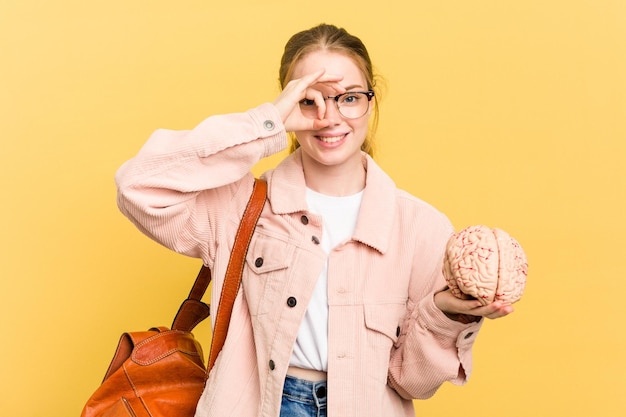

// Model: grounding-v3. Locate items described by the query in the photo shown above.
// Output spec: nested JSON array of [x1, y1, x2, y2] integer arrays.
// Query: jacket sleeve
[[114, 103, 287, 265], [387, 212, 483, 400]]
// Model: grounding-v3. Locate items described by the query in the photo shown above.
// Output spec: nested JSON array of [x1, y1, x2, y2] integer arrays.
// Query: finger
[[434, 289, 482, 315], [303, 88, 327, 120], [301, 72, 344, 100], [313, 72, 344, 84], [311, 80, 346, 95], [467, 304, 499, 316], [301, 68, 327, 86], [328, 82, 347, 94], [280, 70, 326, 101], [456, 299, 484, 312], [475, 302, 514, 319], [298, 69, 343, 93], [311, 119, 331, 130], [291, 87, 325, 121], [489, 303, 514, 319]]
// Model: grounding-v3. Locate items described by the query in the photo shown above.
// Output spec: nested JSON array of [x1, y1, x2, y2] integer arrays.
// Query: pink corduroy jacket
[[115, 103, 483, 417]]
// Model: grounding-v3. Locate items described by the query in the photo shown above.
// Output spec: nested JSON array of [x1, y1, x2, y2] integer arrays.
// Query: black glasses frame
[[324, 90, 375, 103]]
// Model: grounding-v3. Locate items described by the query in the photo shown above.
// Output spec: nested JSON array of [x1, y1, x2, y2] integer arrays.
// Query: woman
[[116, 23, 512, 417]]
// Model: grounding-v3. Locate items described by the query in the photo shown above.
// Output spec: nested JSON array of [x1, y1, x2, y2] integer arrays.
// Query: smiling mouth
[[317, 134, 346, 144]]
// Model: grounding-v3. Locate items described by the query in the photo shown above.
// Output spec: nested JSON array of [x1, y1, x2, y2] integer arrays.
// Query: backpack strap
[[171, 178, 267, 372]]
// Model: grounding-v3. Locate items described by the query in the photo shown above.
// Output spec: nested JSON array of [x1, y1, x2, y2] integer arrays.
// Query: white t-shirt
[[289, 187, 364, 371]]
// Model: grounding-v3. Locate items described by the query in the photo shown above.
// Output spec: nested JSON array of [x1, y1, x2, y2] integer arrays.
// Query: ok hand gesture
[[272, 69, 345, 132]]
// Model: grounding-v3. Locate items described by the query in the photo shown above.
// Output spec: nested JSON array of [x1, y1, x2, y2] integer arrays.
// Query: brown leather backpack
[[81, 178, 266, 417]]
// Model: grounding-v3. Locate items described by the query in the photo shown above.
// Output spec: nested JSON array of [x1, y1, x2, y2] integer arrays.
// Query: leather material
[[81, 178, 267, 417], [207, 178, 266, 370]]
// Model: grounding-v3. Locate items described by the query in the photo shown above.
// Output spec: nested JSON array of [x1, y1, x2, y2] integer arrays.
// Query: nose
[[322, 98, 342, 124]]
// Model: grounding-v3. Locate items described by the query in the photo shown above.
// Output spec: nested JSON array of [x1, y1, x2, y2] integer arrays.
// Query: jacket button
[[300, 215, 309, 225], [263, 120, 275, 130], [287, 297, 297, 307], [396, 326, 401, 337], [254, 257, 264, 268], [269, 359, 275, 370], [311, 236, 320, 245]]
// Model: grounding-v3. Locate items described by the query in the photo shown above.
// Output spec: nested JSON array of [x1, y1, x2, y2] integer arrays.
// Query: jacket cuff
[[397, 293, 482, 349], [248, 103, 288, 158]]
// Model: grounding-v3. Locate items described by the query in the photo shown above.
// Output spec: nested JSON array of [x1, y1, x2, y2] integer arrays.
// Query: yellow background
[[1, 1, 625, 416]]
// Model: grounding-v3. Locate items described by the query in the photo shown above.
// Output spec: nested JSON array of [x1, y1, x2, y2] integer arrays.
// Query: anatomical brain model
[[443, 225, 528, 305]]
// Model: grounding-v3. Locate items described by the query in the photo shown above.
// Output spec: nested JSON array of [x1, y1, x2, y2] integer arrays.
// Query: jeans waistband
[[282, 375, 328, 407]]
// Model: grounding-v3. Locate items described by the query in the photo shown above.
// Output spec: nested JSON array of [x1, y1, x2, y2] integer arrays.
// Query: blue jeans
[[280, 375, 328, 417]]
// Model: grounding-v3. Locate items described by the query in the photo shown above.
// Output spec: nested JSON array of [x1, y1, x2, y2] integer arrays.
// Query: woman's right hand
[[272, 69, 345, 132]]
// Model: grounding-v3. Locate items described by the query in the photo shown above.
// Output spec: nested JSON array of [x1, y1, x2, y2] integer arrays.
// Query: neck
[[301, 153, 366, 196]]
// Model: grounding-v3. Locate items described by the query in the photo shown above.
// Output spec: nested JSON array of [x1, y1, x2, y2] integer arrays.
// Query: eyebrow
[[343, 84, 366, 91]]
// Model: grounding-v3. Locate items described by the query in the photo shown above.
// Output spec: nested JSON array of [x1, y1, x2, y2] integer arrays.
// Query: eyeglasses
[[299, 90, 375, 119]]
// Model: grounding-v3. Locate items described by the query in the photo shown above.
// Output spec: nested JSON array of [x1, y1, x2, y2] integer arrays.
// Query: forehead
[[292, 50, 367, 88]]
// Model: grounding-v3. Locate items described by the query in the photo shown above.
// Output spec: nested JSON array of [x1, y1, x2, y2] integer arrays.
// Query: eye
[[299, 98, 315, 106], [339, 93, 362, 105]]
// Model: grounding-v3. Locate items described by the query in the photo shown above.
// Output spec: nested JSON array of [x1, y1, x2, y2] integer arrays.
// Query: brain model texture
[[443, 225, 528, 305]]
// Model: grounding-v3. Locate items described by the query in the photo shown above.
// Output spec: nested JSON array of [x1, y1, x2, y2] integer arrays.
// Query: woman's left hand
[[434, 288, 514, 322]]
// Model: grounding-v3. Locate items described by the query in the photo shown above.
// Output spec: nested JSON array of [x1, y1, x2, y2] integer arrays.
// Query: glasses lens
[[337, 92, 370, 119]]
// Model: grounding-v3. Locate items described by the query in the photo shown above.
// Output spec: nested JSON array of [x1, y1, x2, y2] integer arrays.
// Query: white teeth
[[319, 135, 345, 143]]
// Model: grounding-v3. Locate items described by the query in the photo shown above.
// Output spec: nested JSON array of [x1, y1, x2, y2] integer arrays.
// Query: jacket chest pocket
[[243, 234, 291, 316], [363, 302, 406, 383]]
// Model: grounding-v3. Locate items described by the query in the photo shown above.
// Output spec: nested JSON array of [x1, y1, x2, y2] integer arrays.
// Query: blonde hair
[[278, 24, 381, 157]]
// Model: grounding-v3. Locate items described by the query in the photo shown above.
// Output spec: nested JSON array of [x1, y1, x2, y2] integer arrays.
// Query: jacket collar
[[264, 149, 396, 254]]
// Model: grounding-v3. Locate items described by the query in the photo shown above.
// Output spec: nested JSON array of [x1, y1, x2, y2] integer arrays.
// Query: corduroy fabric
[[115, 103, 483, 417]]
